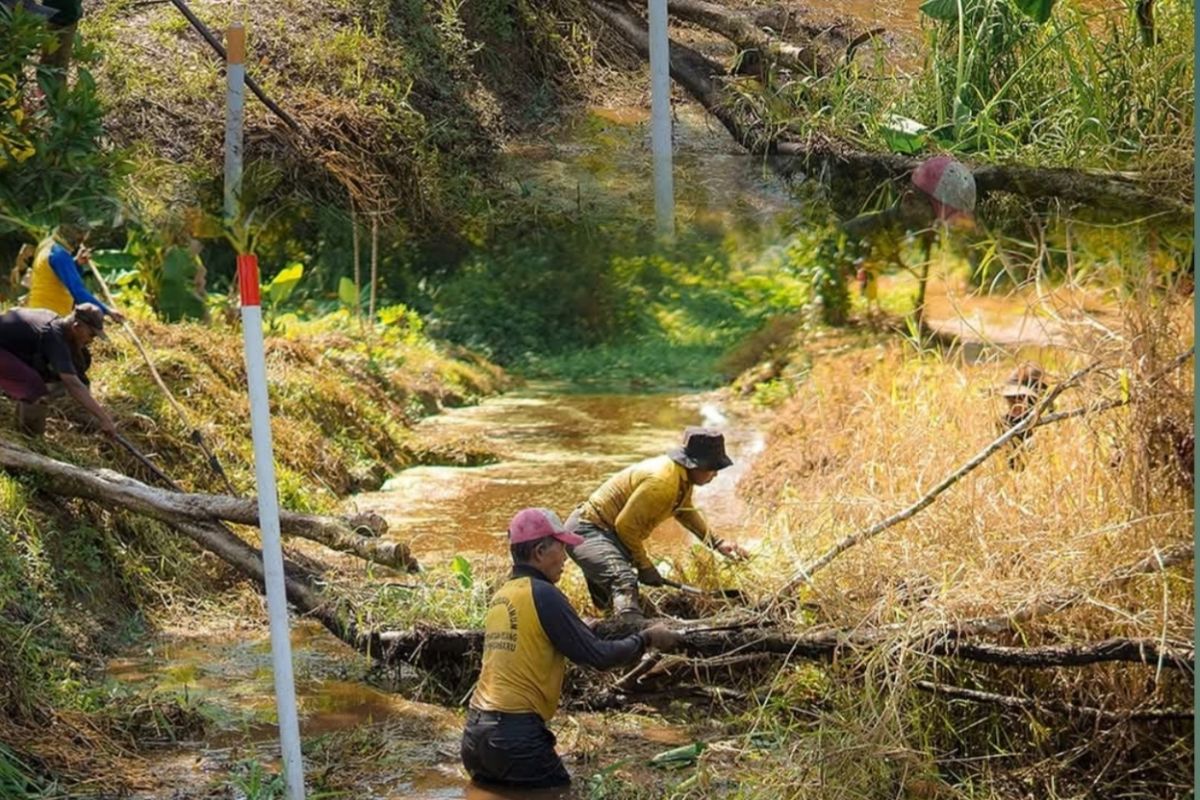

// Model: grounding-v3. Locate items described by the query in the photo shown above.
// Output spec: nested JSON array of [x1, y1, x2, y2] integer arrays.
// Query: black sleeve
[[41, 334, 75, 377], [530, 580, 645, 669]]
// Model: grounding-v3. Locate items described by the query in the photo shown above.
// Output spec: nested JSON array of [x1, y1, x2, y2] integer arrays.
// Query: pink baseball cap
[[911, 155, 976, 224], [508, 508, 584, 547]]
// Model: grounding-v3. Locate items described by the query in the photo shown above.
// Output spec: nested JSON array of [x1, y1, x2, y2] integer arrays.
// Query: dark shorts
[[0, 348, 49, 403], [461, 708, 571, 788]]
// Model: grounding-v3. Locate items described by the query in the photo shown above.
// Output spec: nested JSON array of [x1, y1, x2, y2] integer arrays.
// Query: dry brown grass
[[728, 281, 1193, 796]]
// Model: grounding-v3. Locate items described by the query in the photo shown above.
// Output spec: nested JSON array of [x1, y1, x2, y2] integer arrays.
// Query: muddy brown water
[[111, 388, 763, 798], [353, 386, 764, 563]]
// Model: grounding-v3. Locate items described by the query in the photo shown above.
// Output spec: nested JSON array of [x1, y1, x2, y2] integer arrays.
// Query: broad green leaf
[[338, 276, 359, 308], [90, 249, 138, 277], [880, 114, 928, 155], [157, 247, 206, 322], [450, 555, 473, 589], [919, 0, 960, 21], [266, 262, 303, 306], [1014, 0, 1056, 24]]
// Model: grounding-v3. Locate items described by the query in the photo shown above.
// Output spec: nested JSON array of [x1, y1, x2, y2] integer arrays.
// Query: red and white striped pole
[[228, 26, 306, 800]]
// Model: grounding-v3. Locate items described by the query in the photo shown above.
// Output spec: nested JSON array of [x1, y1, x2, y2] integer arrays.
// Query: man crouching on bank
[[462, 507, 681, 789]]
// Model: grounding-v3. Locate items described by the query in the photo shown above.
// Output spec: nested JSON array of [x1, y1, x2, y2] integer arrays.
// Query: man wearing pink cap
[[839, 155, 977, 312], [462, 507, 681, 789]]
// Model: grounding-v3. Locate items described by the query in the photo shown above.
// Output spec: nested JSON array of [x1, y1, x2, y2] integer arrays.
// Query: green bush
[[0, 6, 120, 237]]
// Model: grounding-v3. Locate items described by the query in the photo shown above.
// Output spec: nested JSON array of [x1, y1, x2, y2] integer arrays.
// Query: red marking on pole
[[237, 253, 261, 307]]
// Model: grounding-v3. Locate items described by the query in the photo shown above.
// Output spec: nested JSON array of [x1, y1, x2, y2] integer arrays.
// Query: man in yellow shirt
[[27, 219, 125, 321], [463, 507, 680, 788], [566, 427, 749, 619]]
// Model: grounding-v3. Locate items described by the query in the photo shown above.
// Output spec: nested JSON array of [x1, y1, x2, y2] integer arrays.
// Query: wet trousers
[[461, 708, 571, 788], [564, 509, 641, 616]]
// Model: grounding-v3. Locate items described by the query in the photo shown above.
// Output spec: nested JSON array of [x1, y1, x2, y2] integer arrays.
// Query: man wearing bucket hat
[[462, 507, 681, 788], [565, 427, 749, 620], [0, 303, 117, 437], [838, 155, 978, 310], [999, 363, 1050, 469]]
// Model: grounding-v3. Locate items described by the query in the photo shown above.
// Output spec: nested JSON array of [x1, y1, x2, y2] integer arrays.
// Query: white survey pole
[[648, 0, 674, 238], [227, 28, 306, 800], [236, 255, 307, 800], [224, 24, 245, 226]]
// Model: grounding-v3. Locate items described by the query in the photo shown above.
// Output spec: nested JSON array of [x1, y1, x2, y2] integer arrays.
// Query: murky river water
[[111, 388, 763, 799], [353, 386, 763, 563]]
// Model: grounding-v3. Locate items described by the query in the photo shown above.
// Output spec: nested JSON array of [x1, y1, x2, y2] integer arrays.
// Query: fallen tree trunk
[[0, 441, 417, 572], [3, 442, 1189, 679], [371, 624, 1192, 672], [589, 0, 750, 146], [589, 0, 1192, 218], [664, 0, 833, 75]]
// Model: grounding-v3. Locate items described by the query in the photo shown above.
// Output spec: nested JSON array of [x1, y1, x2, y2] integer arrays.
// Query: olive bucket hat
[[1001, 363, 1048, 399]]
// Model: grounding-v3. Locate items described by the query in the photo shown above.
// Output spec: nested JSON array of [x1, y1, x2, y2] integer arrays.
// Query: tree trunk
[[664, 0, 832, 76], [0, 441, 418, 571]]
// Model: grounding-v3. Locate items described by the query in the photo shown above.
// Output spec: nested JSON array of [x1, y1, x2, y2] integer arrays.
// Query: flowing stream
[[352, 386, 764, 563], [107, 102, 785, 798], [110, 389, 765, 800]]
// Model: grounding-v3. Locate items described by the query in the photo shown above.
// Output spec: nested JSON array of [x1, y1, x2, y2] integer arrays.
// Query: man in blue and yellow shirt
[[463, 507, 680, 788], [566, 427, 749, 619], [28, 221, 124, 322]]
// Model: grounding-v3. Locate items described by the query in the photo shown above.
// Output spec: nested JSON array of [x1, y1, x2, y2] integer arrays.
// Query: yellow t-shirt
[[578, 455, 714, 569], [472, 566, 644, 720], [27, 237, 75, 316]]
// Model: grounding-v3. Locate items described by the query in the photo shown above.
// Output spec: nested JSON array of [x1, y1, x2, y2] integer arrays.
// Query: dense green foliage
[[0, 8, 118, 237], [430, 219, 822, 385], [739, 0, 1192, 193]]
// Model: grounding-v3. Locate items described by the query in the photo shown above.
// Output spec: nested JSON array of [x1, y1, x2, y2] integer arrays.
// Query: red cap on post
[[237, 253, 261, 307]]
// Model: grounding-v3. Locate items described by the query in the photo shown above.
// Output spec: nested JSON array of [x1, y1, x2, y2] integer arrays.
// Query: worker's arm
[[59, 373, 117, 435], [612, 478, 675, 570], [531, 580, 645, 669], [47, 245, 110, 313], [676, 502, 749, 561], [674, 497, 716, 546]]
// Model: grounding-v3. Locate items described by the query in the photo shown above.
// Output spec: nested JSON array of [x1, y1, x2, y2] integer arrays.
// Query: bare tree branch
[[774, 361, 1102, 597], [915, 680, 1193, 721]]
